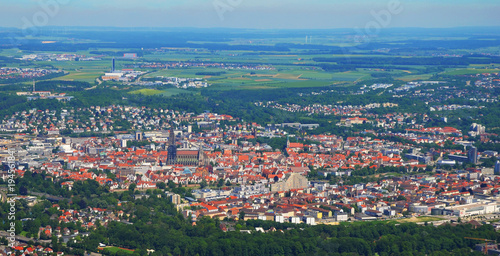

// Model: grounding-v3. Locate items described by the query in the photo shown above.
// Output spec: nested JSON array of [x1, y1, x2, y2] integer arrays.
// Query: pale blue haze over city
[[0, 0, 499, 29]]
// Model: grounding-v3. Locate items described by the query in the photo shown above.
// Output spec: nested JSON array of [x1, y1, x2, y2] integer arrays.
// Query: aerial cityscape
[[1, 0, 500, 255]]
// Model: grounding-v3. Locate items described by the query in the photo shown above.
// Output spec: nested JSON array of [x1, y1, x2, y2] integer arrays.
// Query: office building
[[468, 146, 478, 164]]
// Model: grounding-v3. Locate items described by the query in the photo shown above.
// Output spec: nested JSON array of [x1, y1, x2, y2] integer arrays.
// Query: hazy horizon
[[1, 0, 499, 30]]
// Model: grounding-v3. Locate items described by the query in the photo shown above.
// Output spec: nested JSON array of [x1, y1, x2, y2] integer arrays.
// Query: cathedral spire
[[169, 122, 175, 146], [167, 122, 177, 165]]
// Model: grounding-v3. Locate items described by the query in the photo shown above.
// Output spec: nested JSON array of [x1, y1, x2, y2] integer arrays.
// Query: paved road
[[28, 191, 67, 202], [0, 230, 35, 243], [0, 187, 67, 202]]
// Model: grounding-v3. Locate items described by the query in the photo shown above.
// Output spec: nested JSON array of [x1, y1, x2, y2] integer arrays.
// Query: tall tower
[[198, 146, 207, 166], [112, 58, 115, 72], [33, 80, 35, 93], [167, 124, 177, 165], [169, 126, 175, 146]]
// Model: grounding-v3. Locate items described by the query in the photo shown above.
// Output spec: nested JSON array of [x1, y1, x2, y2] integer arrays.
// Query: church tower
[[169, 126, 175, 146], [167, 124, 177, 165]]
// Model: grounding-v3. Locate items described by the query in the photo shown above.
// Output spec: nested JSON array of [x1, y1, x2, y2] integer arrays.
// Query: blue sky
[[1, 0, 499, 29]]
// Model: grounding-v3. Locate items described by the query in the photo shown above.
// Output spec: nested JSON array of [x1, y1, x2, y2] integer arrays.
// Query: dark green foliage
[[80, 204, 499, 256], [2, 171, 497, 256], [0, 72, 65, 84], [31, 80, 93, 92], [313, 56, 500, 67]]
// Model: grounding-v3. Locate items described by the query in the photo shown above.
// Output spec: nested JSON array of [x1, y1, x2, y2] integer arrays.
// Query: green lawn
[[160, 88, 196, 97], [128, 89, 164, 96], [441, 68, 500, 76], [270, 80, 332, 88], [54, 71, 102, 82], [331, 71, 371, 82], [299, 71, 333, 80], [102, 246, 134, 254]]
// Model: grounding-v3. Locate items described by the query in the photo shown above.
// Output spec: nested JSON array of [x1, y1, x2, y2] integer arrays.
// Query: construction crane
[[464, 237, 496, 255]]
